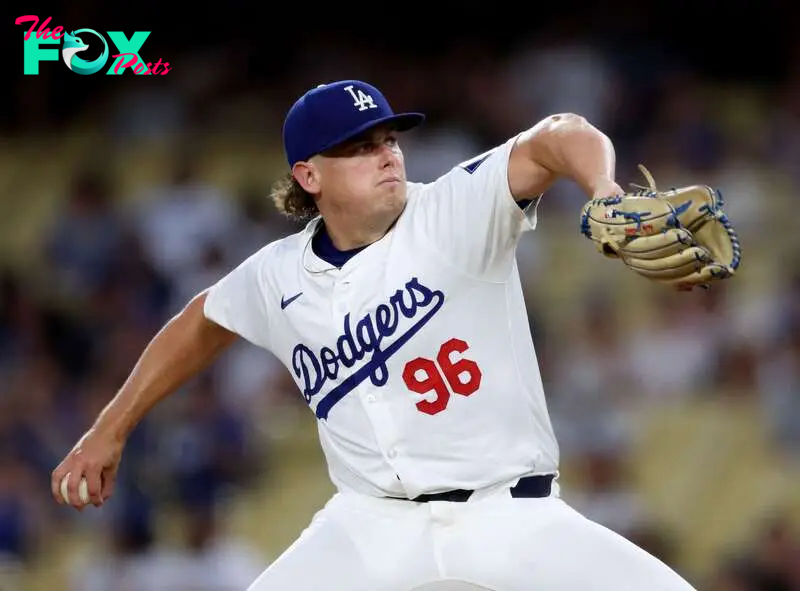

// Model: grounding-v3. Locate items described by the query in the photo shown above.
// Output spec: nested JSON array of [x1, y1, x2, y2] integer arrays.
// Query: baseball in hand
[[60, 474, 90, 505]]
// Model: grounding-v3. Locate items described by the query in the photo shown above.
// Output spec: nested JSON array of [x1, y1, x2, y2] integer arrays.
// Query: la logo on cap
[[344, 84, 377, 112]]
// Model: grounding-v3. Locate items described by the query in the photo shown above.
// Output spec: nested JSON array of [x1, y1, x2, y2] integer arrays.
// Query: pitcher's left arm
[[508, 113, 623, 201]]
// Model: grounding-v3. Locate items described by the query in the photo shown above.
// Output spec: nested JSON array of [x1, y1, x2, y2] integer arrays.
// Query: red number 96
[[402, 338, 483, 415]]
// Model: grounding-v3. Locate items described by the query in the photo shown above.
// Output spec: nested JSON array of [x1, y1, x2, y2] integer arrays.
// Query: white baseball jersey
[[203, 134, 559, 500]]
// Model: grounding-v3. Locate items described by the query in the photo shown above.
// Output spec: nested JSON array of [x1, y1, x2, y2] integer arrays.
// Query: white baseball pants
[[246, 485, 697, 591]]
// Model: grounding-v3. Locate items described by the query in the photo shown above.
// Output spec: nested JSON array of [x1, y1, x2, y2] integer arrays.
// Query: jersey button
[[387, 448, 398, 459], [366, 394, 376, 403]]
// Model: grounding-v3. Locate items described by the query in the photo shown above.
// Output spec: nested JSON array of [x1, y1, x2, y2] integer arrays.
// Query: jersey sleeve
[[410, 133, 540, 281], [203, 243, 274, 352]]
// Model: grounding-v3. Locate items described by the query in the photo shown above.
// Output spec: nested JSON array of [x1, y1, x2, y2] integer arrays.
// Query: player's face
[[314, 125, 407, 217]]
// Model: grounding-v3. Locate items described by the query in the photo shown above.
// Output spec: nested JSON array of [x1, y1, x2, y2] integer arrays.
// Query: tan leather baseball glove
[[579, 165, 742, 290]]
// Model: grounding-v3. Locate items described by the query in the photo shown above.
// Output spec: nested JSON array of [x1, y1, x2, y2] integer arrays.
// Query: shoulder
[[406, 135, 521, 199], [269, 220, 316, 257], [420, 136, 520, 186]]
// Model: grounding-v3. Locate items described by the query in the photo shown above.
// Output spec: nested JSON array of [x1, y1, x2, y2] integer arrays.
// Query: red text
[[15, 15, 64, 40], [402, 338, 483, 415], [111, 53, 171, 75]]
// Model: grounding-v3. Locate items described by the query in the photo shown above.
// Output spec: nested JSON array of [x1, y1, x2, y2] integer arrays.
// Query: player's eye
[[357, 142, 375, 154]]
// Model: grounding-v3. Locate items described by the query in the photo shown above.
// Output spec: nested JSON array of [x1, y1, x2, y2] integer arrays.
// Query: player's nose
[[378, 143, 401, 168]]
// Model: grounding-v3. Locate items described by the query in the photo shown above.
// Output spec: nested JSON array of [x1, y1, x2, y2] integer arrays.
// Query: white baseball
[[60, 474, 90, 505]]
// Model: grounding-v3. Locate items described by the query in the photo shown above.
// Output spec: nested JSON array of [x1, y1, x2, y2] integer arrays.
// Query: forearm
[[93, 292, 237, 440], [514, 113, 620, 199]]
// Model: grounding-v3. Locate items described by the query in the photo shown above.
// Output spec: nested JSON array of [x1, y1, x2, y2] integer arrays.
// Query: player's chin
[[380, 186, 407, 210]]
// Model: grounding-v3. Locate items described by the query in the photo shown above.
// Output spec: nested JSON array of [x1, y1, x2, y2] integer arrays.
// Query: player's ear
[[292, 161, 321, 195]]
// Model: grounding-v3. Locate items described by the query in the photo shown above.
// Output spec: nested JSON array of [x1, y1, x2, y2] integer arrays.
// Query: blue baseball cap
[[282, 80, 425, 168]]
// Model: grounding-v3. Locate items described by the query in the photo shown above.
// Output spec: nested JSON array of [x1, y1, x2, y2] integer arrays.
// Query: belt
[[393, 474, 555, 503]]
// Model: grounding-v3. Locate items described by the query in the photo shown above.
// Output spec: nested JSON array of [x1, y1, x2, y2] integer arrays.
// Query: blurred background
[[2, 2, 799, 590]]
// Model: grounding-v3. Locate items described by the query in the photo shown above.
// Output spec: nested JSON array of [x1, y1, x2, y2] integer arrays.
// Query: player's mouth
[[379, 176, 403, 186]]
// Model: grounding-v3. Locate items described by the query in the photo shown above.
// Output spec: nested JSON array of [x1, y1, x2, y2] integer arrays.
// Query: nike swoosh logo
[[281, 292, 303, 309]]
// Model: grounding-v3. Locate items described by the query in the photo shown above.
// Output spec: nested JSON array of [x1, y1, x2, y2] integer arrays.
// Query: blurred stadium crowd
[[2, 8, 800, 591]]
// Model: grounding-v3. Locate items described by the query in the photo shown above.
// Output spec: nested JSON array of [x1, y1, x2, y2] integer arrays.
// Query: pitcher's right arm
[[51, 291, 238, 508]]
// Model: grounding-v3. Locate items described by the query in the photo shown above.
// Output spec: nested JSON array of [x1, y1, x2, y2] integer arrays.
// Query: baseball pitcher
[[52, 79, 739, 590]]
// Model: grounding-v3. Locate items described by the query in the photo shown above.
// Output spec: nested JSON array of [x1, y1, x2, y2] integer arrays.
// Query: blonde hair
[[269, 172, 319, 222]]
